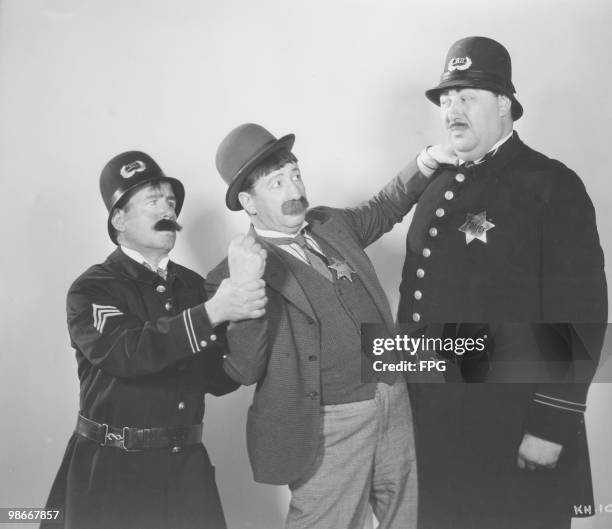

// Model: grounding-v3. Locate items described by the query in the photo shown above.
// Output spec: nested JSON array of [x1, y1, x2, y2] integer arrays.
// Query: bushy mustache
[[154, 218, 183, 232], [281, 197, 309, 215]]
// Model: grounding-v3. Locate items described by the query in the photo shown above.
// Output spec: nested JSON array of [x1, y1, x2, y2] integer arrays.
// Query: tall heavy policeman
[[42, 151, 267, 529], [398, 37, 608, 529]]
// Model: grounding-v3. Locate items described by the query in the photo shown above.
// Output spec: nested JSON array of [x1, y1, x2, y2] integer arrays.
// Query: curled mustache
[[154, 218, 183, 232], [281, 197, 309, 215]]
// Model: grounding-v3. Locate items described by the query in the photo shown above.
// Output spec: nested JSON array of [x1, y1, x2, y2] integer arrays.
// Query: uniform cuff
[[524, 395, 585, 445], [181, 304, 219, 354]]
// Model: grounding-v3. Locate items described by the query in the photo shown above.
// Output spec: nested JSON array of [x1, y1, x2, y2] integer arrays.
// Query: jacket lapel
[[251, 229, 316, 320], [309, 217, 396, 334]]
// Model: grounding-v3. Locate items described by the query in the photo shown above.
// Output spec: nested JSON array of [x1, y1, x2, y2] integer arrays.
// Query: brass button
[[429, 227, 438, 237], [422, 248, 431, 258], [414, 290, 422, 300], [171, 446, 182, 453], [455, 173, 466, 183], [178, 401, 186, 411], [413, 313, 421, 322], [156, 285, 166, 293], [416, 268, 425, 279], [200, 340, 207, 348], [445, 190, 454, 200], [164, 301, 172, 311], [210, 334, 217, 341], [435, 208, 445, 217]]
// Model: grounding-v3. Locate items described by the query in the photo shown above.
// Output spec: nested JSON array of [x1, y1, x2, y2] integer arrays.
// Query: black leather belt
[[75, 413, 203, 451]]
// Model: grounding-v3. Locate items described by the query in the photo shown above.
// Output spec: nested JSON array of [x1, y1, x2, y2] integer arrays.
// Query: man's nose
[[446, 98, 463, 119], [286, 180, 303, 199], [161, 199, 177, 219]]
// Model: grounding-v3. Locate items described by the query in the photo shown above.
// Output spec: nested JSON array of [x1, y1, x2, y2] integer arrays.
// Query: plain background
[[1, 0, 611, 527]]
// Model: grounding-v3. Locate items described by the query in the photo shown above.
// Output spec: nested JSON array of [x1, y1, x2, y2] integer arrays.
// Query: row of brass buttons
[[412, 172, 466, 323]]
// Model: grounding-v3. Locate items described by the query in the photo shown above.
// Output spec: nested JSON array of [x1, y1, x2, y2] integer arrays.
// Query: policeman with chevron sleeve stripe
[[42, 151, 268, 529]]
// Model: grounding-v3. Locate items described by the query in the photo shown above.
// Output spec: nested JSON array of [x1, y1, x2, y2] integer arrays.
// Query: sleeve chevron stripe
[[92, 304, 123, 333]]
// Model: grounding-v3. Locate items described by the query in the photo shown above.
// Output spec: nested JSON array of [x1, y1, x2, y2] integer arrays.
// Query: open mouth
[[449, 121, 468, 132]]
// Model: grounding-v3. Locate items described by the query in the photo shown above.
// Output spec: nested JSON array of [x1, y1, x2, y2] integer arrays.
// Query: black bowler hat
[[425, 36, 523, 120], [216, 123, 295, 211], [99, 151, 185, 244]]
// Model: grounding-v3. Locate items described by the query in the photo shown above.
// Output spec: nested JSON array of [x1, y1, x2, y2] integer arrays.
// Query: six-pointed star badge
[[458, 211, 495, 244]]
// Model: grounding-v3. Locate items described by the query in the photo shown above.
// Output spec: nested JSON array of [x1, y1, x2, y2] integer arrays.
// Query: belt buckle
[[120, 426, 141, 452], [100, 424, 140, 451], [100, 423, 110, 447]]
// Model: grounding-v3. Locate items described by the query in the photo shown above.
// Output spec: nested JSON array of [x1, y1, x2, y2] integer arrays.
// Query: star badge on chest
[[458, 211, 495, 244], [328, 258, 356, 281]]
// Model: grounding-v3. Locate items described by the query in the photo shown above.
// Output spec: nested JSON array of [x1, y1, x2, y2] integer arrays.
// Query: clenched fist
[[228, 234, 267, 283], [517, 433, 563, 471], [205, 278, 268, 326]]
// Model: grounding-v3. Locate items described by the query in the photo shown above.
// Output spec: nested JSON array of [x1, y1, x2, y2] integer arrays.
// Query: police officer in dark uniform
[[42, 151, 267, 529], [398, 37, 607, 529]]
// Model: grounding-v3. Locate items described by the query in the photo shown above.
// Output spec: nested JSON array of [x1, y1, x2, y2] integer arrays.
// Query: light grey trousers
[[286, 381, 417, 529]]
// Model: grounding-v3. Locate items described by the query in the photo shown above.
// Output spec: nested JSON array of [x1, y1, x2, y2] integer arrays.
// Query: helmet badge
[[448, 57, 472, 71], [119, 160, 146, 179]]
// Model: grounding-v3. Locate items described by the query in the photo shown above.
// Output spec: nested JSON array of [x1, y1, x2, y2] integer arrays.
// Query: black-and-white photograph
[[1, 1, 611, 528]]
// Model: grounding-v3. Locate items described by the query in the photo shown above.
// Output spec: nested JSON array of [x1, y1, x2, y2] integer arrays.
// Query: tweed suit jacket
[[206, 159, 429, 485]]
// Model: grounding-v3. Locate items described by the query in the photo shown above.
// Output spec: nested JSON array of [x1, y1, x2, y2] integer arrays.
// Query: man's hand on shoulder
[[517, 432, 563, 471]]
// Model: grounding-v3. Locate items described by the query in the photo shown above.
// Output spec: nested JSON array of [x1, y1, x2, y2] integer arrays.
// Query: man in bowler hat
[[397, 36, 607, 528], [42, 151, 267, 529], [206, 123, 455, 529]]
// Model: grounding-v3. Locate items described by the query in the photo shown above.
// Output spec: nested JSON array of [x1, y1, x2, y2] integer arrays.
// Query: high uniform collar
[[107, 247, 181, 285], [459, 130, 514, 165], [120, 245, 169, 272], [457, 131, 525, 176]]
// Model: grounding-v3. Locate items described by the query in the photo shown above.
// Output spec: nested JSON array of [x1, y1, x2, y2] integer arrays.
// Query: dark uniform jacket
[[206, 160, 429, 485], [42, 248, 238, 529], [397, 132, 607, 529]]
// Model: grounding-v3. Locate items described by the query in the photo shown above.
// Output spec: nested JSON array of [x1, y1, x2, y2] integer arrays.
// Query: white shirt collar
[[459, 130, 514, 165], [120, 246, 169, 271], [253, 221, 308, 239]]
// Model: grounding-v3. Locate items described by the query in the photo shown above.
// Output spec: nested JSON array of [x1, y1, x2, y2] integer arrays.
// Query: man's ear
[[498, 94, 512, 117], [111, 208, 126, 233], [238, 191, 257, 215]]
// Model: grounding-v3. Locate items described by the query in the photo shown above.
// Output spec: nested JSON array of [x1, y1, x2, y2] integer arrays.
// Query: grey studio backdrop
[[1, 0, 611, 528]]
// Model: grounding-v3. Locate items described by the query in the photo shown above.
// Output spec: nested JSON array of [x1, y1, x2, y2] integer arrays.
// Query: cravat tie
[[262, 232, 333, 281], [143, 262, 168, 281], [463, 145, 499, 169]]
